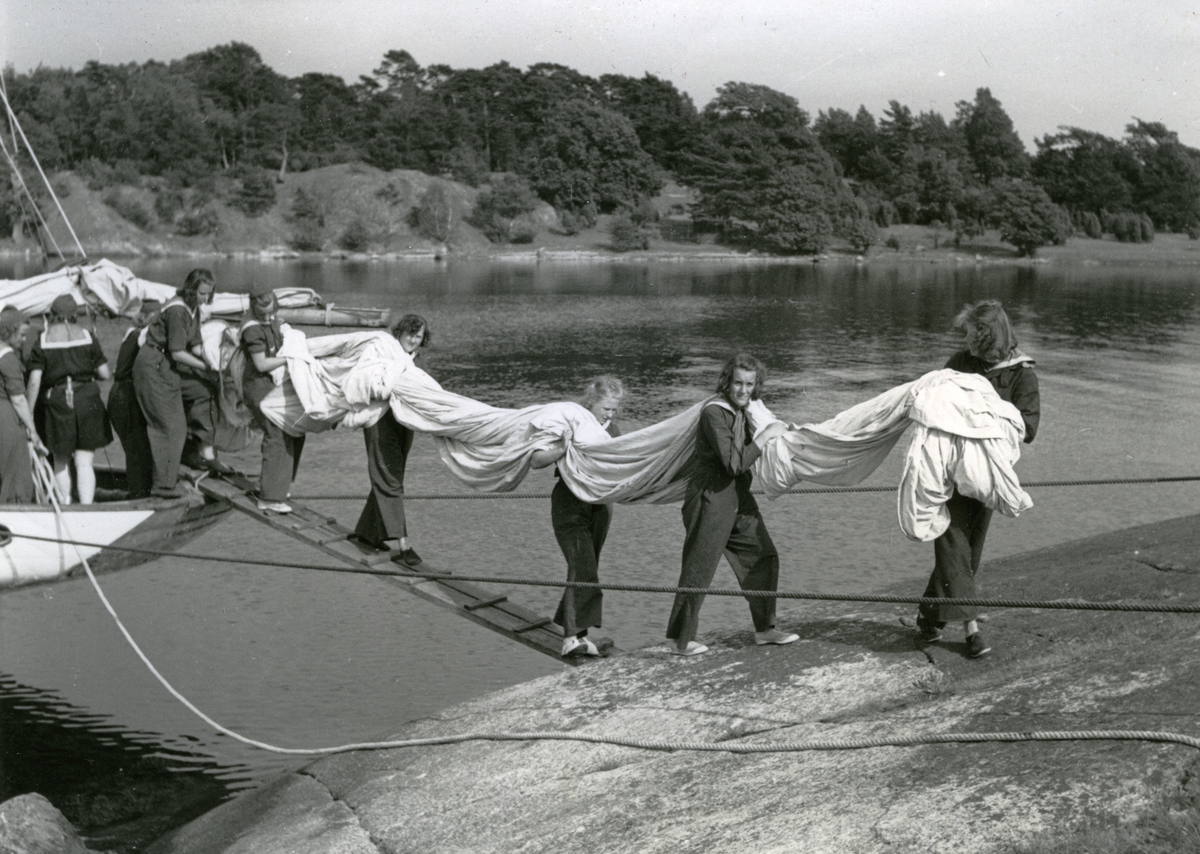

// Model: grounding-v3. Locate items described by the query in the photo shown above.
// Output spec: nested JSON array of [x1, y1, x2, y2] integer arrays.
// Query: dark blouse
[[0, 349, 25, 401], [689, 402, 761, 496], [240, 318, 284, 385], [144, 303, 201, 354], [28, 331, 108, 389], [113, 327, 140, 382], [945, 350, 1041, 443]]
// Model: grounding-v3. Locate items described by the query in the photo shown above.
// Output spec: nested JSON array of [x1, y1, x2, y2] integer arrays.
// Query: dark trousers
[[108, 379, 153, 497], [180, 371, 219, 447], [245, 380, 304, 502], [918, 490, 994, 626], [0, 400, 34, 504], [666, 486, 779, 644], [355, 416, 413, 547], [133, 346, 186, 491], [551, 479, 610, 637]]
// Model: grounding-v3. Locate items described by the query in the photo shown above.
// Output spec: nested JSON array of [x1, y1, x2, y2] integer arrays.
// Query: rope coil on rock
[[232, 728, 1200, 757]]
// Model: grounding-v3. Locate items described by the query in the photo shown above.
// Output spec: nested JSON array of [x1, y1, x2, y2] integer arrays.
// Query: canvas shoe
[[672, 641, 709, 656], [200, 457, 236, 475], [918, 625, 944, 644], [966, 633, 992, 659], [561, 636, 600, 658], [256, 499, 293, 514], [391, 547, 423, 568], [754, 628, 800, 646]]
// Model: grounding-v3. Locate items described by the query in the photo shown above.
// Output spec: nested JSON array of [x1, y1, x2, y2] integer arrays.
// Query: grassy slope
[[6, 166, 1200, 264]]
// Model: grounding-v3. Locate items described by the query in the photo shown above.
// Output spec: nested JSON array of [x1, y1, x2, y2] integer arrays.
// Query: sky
[[2, 0, 1198, 149]]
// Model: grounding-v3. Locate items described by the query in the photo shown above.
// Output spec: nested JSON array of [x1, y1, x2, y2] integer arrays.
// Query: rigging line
[[39, 485, 1200, 760], [0, 131, 67, 262], [9, 531, 1200, 613], [292, 473, 1200, 502], [0, 87, 86, 260]]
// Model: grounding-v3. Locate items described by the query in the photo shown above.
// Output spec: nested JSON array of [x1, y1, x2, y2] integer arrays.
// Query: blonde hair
[[580, 375, 625, 409], [954, 300, 1018, 363]]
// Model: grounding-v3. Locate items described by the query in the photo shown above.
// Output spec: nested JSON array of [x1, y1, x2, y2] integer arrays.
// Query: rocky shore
[[43, 512, 1184, 854]]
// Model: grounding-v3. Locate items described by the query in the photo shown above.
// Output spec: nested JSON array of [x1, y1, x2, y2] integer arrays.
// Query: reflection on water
[[2, 256, 1200, 834], [0, 675, 231, 852]]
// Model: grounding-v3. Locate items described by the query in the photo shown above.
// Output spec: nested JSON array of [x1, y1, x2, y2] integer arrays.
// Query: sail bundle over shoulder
[[250, 331, 1033, 539]]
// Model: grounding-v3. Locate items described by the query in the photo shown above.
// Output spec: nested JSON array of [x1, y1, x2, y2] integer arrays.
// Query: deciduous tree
[[990, 178, 1070, 256]]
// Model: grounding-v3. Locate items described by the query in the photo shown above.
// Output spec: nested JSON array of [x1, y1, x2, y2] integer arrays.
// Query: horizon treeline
[[3, 42, 1199, 254]]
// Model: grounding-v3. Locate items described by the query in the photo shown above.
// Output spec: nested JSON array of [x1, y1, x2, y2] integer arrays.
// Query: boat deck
[[196, 473, 615, 663]]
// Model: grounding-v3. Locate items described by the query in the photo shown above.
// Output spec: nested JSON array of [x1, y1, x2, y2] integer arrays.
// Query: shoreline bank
[[3, 228, 1199, 270]]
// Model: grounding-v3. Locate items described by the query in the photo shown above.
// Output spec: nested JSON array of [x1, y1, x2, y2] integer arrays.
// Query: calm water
[[2, 257, 1200, 818]]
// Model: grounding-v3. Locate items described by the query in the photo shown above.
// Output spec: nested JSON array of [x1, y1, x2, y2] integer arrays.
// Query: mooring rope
[[29, 502, 1200, 759], [11, 530, 1200, 613], [291, 473, 1200, 502]]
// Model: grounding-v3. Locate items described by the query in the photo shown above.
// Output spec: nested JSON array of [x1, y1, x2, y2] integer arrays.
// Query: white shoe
[[755, 628, 799, 646], [561, 636, 600, 658], [672, 641, 709, 656], [256, 500, 293, 514]]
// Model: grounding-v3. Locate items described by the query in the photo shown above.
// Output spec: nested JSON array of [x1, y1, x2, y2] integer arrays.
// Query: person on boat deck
[[25, 295, 112, 505], [915, 300, 1040, 660], [106, 298, 161, 498], [176, 274, 228, 475], [0, 307, 42, 504], [240, 282, 304, 515], [666, 352, 797, 656], [353, 313, 429, 567], [133, 268, 216, 499], [530, 375, 626, 659]]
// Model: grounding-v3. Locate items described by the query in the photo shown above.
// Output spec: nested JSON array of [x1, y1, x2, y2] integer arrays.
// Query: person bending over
[[666, 352, 797, 656], [531, 375, 626, 659], [132, 268, 215, 498]]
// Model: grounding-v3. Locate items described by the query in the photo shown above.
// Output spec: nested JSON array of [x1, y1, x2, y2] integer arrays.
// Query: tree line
[[3, 42, 1199, 255]]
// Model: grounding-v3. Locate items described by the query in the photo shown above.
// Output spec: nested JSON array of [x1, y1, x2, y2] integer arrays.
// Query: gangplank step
[[194, 474, 616, 663]]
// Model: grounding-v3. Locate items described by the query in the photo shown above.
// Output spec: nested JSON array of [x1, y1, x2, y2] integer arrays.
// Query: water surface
[[2, 256, 1198, 811]]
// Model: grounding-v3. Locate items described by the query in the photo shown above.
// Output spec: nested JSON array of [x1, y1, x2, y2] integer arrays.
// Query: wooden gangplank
[[196, 473, 616, 664]]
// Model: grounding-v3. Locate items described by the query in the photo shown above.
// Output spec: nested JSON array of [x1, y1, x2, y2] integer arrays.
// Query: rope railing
[[10, 530, 1200, 613], [291, 473, 1200, 502], [29, 528, 1200, 760], [26, 506, 1200, 761]]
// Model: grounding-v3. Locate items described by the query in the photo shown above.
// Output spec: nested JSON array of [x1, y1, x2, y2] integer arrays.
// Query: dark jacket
[[945, 350, 1040, 443], [687, 401, 761, 499]]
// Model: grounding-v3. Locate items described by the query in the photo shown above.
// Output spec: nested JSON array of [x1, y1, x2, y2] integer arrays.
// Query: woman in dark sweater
[[133, 269, 215, 498], [916, 300, 1040, 659], [240, 283, 304, 514], [666, 353, 794, 656]]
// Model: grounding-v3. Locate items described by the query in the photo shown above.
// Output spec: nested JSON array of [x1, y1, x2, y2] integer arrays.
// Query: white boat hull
[[0, 485, 232, 590], [0, 507, 153, 585]]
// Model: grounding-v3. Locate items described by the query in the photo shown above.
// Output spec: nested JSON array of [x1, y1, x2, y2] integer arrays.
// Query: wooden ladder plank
[[194, 475, 610, 663]]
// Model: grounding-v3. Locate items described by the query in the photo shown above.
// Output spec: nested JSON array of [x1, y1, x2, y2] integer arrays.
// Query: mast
[[0, 79, 87, 262]]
